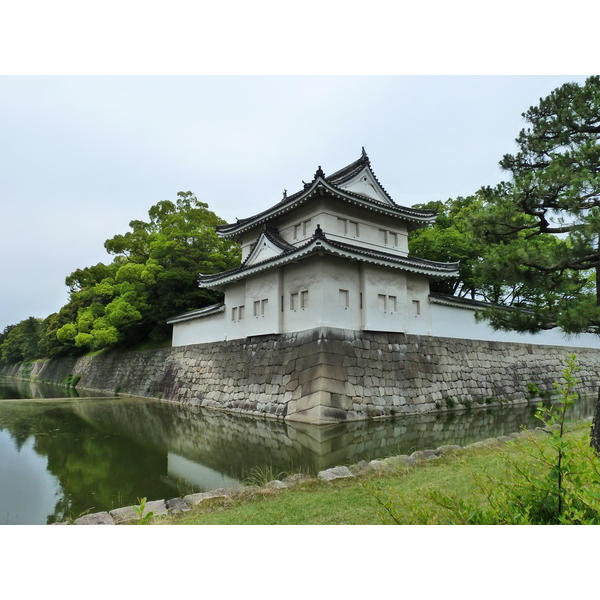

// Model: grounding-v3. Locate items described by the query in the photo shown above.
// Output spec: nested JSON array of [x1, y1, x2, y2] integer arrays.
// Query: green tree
[[38, 311, 77, 359], [0, 317, 42, 364], [104, 191, 240, 342], [0, 324, 16, 350], [55, 192, 241, 351], [468, 75, 600, 334], [409, 195, 495, 299]]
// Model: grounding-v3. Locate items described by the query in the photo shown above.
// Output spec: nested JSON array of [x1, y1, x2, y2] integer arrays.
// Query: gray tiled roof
[[216, 151, 437, 238], [199, 228, 458, 287]]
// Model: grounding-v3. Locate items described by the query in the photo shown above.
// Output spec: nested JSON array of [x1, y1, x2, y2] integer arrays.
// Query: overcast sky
[[0, 75, 592, 330]]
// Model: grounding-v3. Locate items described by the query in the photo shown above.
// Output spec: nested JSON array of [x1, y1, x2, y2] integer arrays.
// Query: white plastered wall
[[361, 263, 408, 332], [244, 270, 280, 337], [430, 301, 600, 349], [281, 256, 325, 333], [406, 275, 433, 335], [171, 311, 226, 346], [310, 200, 409, 256], [321, 256, 361, 329], [224, 281, 247, 340], [263, 197, 410, 257]]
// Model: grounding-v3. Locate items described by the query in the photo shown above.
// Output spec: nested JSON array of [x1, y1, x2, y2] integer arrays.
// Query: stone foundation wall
[[3, 328, 600, 424]]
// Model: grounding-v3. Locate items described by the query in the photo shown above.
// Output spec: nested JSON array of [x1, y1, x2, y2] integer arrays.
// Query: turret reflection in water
[[0, 388, 596, 524], [72, 394, 597, 481]]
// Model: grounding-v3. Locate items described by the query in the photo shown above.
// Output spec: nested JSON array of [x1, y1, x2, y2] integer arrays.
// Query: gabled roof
[[199, 227, 459, 289], [242, 225, 295, 268], [216, 150, 437, 240]]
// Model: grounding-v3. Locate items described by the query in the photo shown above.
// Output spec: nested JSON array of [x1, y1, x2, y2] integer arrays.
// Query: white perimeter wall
[[430, 301, 600, 349], [171, 311, 226, 346]]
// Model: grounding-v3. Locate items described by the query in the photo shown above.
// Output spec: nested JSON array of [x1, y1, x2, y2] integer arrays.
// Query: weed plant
[[244, 465, 286, 487], [444, 397, 456, 409], [132, 497, 154, 524], [62, 373, 81, 388]]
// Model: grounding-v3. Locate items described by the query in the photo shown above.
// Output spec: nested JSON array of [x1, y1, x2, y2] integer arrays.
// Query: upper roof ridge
[[326, 148, 397, 206], [215, 151, 437, 238], [325, 150, 370, 184]]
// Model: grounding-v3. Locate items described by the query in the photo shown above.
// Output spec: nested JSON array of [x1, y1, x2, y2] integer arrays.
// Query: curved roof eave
[[217, 178, 436, 240], [198, 237, 459, 288]]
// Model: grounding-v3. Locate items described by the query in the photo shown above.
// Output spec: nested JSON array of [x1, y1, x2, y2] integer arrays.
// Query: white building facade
[[168, 151, 459, 346]]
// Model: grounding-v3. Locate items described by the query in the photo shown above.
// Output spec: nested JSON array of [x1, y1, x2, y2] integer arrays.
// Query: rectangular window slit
[[339, 289, 349, 308]]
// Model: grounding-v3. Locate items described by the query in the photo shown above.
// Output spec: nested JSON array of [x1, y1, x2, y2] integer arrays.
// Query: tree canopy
[[409, 195, 490, 299], [468, 75, 600, 334], [55, 192, 240, 352], [0, 318, 41, 364]]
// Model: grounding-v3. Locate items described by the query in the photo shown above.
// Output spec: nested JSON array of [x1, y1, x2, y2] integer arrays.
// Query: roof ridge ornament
[[313, 165, 325, 180], [361, 146, 370, 164], [314, 224, 325, 238]]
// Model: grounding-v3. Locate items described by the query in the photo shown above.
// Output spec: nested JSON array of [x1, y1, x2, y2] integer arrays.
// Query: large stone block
[[330, 393, 353, 411], [288, 403, 326, 424], [295, 391, 326, 413], [304, 376, 347, 396]]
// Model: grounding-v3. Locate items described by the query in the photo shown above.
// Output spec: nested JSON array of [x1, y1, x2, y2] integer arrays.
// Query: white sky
[[0, 2, 595, 331]]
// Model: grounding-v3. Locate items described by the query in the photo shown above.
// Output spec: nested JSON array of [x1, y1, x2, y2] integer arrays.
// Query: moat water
[[0, 375, 596, 525]]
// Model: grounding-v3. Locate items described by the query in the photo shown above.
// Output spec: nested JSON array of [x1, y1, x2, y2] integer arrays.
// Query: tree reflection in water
[[0, 378, 596, 524]]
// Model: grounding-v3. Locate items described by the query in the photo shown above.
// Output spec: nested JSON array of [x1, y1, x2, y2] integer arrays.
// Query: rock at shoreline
[[265, 480, 288, 489], [110, 500, 168, 524], [436, 444, 462, 456], [166, 497, 190, 514], [74, 511, 115, 525], [409, 450, 440, 461], [183, 489, 232, 506], [317, 466, 354, 481], [368, 459, 393, 472]]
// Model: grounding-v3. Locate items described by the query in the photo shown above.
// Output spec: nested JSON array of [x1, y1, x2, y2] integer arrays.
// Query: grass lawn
[[148, 421, 597, 525]]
